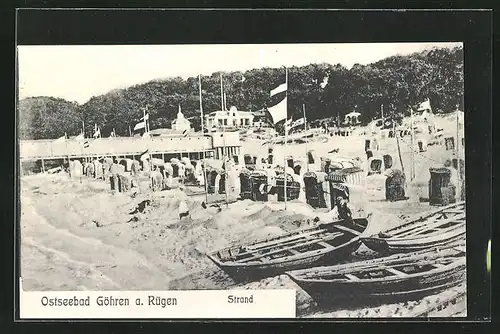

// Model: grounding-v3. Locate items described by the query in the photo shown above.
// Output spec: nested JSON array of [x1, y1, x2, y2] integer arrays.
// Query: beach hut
[[250, 170, 269, 202], [206, 170, 219, 194], [267, 147, 274, 165], [293, 159, 305, 175], [239, 168, 253, 200], [445, 137, 455, 151], [367, 157, 383, 176], [364, 137, 379, 152], [118, 173, 132, 192], [170, 158, 181, 177], [325, 166, 366, 208], [84, 162, 95, 178], [417, 137, 428, 152], [214, 171, 226, 194], [244, 154, 255, 170], [70, 160, 83, 178], [303, 171, 328, 208], [344, 111, 361, 126], [93, 160, 103, 180], [385, 169, 406, 201], [276, 168, 300, 202], [383, 154, 393, 170], [429, 167, 456, 206], [130, 160, 141, 176], [203, 159, 224, 194], [118, 159, 128, 171]]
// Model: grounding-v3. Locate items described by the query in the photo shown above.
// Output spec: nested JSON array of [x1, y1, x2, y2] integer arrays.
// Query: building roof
[[345, 111, 361, 117], [206, 106, 253, 118], [148, 128, 191, 136]]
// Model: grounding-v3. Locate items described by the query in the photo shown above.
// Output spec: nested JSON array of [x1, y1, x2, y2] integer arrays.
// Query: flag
[[267, 97, 288, 125], [291, 117, 305, 128], [134, 121, 146, 131], [141, 113, 149, 121], [270, 82, 287, 97], [140, 149, 150, 161], [417, 99, 431, 111], [93, 124, 101, 138]]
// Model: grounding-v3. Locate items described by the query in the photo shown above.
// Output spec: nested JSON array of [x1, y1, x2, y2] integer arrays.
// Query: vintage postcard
[[17, 42, 466, 318]]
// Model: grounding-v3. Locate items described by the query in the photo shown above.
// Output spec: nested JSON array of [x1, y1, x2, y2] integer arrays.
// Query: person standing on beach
[[334, 196, 353, 223]]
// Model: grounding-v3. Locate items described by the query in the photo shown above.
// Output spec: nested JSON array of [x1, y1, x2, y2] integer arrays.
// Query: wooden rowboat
[[361, 201, 465, 254], [207, 218, 368, 282], [286, 244, 466, 306]]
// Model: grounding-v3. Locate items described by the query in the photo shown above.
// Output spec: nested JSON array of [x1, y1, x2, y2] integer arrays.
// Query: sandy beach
[[19, 115, 466, 318]]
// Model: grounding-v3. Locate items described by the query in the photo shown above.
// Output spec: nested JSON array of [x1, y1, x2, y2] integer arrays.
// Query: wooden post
[[41, 159, 45, 173]]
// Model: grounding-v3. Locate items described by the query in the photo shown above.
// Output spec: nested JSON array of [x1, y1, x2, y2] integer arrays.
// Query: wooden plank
[[381, 202, 465, 237], [302, 249, 463, 278], [392, 214, 465, 239], [317, 241, 335, 250], [331, 224, 361, 236], [344, 274, 360, 281], [289, 249, 301, 255], [385, 267, 409, 277], [236, 232, 346, 263], [245, 228, 327, 251], [442, 209, 465, 215], [242, 233, 328, 256], [390, 218, 438, 237]]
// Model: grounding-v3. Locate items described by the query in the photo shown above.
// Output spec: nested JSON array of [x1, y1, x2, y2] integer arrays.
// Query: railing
[[19, 136, 215, 160]]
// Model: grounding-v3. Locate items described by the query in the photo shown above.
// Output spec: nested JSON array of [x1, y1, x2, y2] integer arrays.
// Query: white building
[[344, 111, 361, 126], [205, 106, 254, 130], [171, 106, 192, 132]]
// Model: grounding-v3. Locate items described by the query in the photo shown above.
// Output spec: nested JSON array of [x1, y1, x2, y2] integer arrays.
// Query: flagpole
[[456, 105, 460, 200], [303, 103, 309, 172], [410, 106, 415, 181], [220, 73, 224, 113], [220, 73, 226, 157], [199, 74, 209, 205], [142, 107, 146, 134], [393, 108, 405, 176], [381, 104, 384, 125], [284, 67, 288, 211]]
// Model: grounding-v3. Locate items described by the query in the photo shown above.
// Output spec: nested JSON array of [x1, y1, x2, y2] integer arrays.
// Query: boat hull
[[361, 230, 465, 254], [208, 239, 361, 282], [207, 218, 368, 282], [287, 254, 466, 306], [361, 202, 466, 254]]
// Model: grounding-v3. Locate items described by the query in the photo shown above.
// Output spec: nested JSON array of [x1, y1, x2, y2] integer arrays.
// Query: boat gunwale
[[362, 226, 465, 246], [207, 218, 368, 268], [372, 201, 465, 237], [286, 256, 466, 285], [285, 244, 466, 277]]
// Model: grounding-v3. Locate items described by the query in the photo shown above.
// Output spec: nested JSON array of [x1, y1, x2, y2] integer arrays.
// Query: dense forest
[[18, 46, 464, 140]]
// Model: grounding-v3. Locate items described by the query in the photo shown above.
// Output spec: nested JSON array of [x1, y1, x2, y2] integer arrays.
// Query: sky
[[18, 42, 461, 105]]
